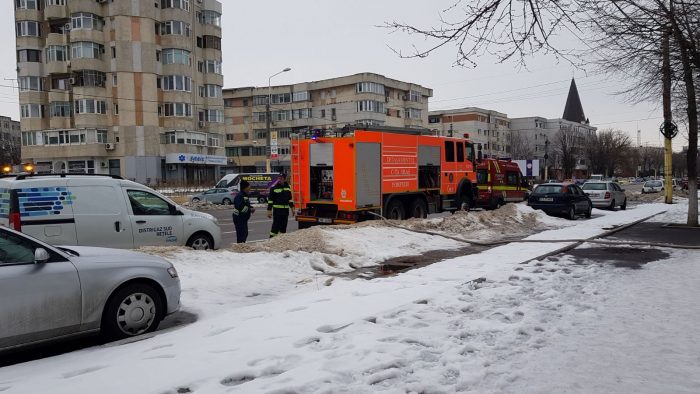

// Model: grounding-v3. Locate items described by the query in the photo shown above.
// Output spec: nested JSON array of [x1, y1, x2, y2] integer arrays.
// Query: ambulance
[[475, 158, 529, 209]]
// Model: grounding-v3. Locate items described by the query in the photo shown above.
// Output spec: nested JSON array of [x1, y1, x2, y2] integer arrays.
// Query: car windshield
[[582, 183, 606, 191], [533, 185, 563, 194]]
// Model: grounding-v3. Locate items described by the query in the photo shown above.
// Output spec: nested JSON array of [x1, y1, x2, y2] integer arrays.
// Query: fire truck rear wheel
[[409, 198, 428, 219], [386, 200, 406, 220]]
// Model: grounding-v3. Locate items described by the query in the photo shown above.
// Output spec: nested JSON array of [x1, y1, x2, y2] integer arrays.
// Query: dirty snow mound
[[232, 227, 338, 254]]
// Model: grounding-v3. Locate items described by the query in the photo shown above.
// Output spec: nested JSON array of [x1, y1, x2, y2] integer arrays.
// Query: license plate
[[539, 197, 554, 202], [318, 218, 333, 224]]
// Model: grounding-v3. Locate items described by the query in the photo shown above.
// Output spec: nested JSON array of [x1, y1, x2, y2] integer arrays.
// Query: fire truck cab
[[291, 126, 478, 227], [476, 158, 528, 209]]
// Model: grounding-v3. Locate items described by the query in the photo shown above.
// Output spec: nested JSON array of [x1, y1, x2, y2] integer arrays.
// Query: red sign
[[271, 154, 279, 159]]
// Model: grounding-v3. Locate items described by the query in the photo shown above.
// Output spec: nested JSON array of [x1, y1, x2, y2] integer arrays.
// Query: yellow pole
[[664, 137, 673, 203]]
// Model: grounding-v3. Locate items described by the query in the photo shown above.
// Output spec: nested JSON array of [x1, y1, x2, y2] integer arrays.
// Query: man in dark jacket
[[267, 173, 294, 237], [232, 180, 254, 243]]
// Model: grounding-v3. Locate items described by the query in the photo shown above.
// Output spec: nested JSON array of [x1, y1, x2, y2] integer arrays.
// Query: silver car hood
[[56, 246, 171, 267]]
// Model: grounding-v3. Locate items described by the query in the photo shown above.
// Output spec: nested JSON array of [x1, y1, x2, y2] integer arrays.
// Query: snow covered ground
[[1, 203, 698, 394]]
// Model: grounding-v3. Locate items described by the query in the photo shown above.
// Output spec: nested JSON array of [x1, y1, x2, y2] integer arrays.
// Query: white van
[[0, 174, 221, 250]]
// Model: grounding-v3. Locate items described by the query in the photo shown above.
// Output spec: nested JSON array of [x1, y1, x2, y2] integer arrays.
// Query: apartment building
[[0, 116, 22, 165], [222, 73, 433, 173], [428, 107, 511, 158], [15, 0, 225, 185]]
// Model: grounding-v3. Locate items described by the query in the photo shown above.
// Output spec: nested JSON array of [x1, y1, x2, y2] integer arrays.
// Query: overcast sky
[[3, 0, 677, 148]]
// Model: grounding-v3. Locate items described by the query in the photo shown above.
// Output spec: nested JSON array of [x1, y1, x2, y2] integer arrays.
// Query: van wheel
[[191, 197, 201, 203], [385, 200, 406, 220], [257, 197, 267, 204], [187, 232, 213, 250], [585, 202, 592, 218], [222, 198, 232, 205], [102, 283, 164, 341], [409, 198, 428, 219]]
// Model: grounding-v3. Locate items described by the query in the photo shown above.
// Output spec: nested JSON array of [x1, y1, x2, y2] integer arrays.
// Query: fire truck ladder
[[290, 133, 302, 208]]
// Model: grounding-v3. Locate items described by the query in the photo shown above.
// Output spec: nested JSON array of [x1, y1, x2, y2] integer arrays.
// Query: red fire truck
[[291, 126, 478, 227], [475, 158, 529, 209]]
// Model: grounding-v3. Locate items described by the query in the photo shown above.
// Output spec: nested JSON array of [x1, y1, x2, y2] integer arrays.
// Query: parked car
[[527, 182, 592, 220], [0, 226, 181, 352], [581, 181, 627, 210], [0, 174, 221, 250], [190, 188, 236, 205], [642, 180, 664, 193]]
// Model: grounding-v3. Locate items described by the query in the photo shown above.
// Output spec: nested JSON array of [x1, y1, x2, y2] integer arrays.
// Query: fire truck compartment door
[[310, 143, 334, 166], [418, 146, 441, 166], [355, 143, 381, 208]]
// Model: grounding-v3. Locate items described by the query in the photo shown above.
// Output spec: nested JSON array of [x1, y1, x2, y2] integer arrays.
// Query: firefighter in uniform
[[232, 180, 254, 243], [267, 173, 294, 237]]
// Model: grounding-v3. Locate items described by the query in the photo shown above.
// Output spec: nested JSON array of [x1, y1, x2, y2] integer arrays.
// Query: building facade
[[0, 116, 22, 166], [222, 73, 432, 173], [15, 0, 225, 185], [428, 107, 511, 158]]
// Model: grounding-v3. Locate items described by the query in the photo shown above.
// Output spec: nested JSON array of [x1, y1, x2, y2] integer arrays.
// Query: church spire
[[562, 78, 587, 123]]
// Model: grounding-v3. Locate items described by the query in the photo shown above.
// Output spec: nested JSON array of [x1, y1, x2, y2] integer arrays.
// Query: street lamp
[[544, 139, 550, 181], [266, 67, 292, 172]]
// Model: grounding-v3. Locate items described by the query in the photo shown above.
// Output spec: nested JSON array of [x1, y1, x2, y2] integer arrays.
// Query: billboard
[[514, 159, 540, 178]]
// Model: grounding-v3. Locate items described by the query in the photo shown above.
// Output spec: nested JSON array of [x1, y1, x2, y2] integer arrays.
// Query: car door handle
[[136, 220, 147, 224]]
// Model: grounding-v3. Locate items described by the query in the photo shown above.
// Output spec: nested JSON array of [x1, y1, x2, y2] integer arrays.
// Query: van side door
[[69, 185, 133, 249], [124, 189, 184, 247]]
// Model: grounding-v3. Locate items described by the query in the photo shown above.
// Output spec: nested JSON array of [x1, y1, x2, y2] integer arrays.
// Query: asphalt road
[[210, 206, 299, 245]]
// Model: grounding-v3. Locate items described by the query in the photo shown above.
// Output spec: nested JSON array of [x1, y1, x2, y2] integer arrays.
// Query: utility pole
[[661, 23, 677, 204], [266, 68, 291, 173], [544, 139, 549, 181]]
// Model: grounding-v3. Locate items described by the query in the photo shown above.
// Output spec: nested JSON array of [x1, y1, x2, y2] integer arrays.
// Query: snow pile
[[402, 202, 569, 238], [180, 200, 233, 210]]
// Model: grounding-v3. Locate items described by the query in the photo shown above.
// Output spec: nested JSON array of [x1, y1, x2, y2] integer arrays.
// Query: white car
[[642, 180, 664, 193], [0, 174, 221, 250], [0, 226, 181, 352]]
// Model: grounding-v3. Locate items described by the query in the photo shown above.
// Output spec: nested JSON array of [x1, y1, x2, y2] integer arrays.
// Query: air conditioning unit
[[198, 121, 206, 128], [331, 115, 337, 121], [69, 77, 76, 85], [63, 24, 71, 33], [100, 161, 108, 168], [104, 143, 115, 150]]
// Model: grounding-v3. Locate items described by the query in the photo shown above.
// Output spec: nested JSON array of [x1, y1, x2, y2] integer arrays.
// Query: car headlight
[[167, 266, 179, 278]]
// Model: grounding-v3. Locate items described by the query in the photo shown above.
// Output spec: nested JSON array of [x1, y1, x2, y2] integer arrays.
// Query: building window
[[270, 93, 291, 104], [161, 48, 191, 65], [272, 110, 292, 121], [409, 90, 422, 102], [20, 104, 42, 118], [356, 100, 385, 113], [197, 35, 221, 50], [253, 95, 268, 106], [405, 108, 422, 119], [162, 102, 192, 117], [21, 131, 37, 146], [16, 21, 41, 37], [50, 76, 70, 90], [45, 0, 65, 5], [15, 0, 39, 10], [198, 59, 222, 74], [71, 12, 104, 31], [74, 99, 106, 114], [292, 91, 310, 102], [201, 109, 224, 123], [46, 45, 70, 62], [159, 20, 190, 36], [293, 109, 312, 120], [356, 82, 385, 95], [160, 0, 189, 11], [254, 130, 267, 139], [199, 84, 222, 98], [252, 112, 267, 123], [161, 75, 192, 91], [50, 101, 71, 117], [356, 119, 385, 127], [72, 70, 106, 87], [71, 41, 104, 59], [428, 116, 441, 124], [197, 10, 221, 26], [18, 76, 43, 91], [17, 49, 41, 62]]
